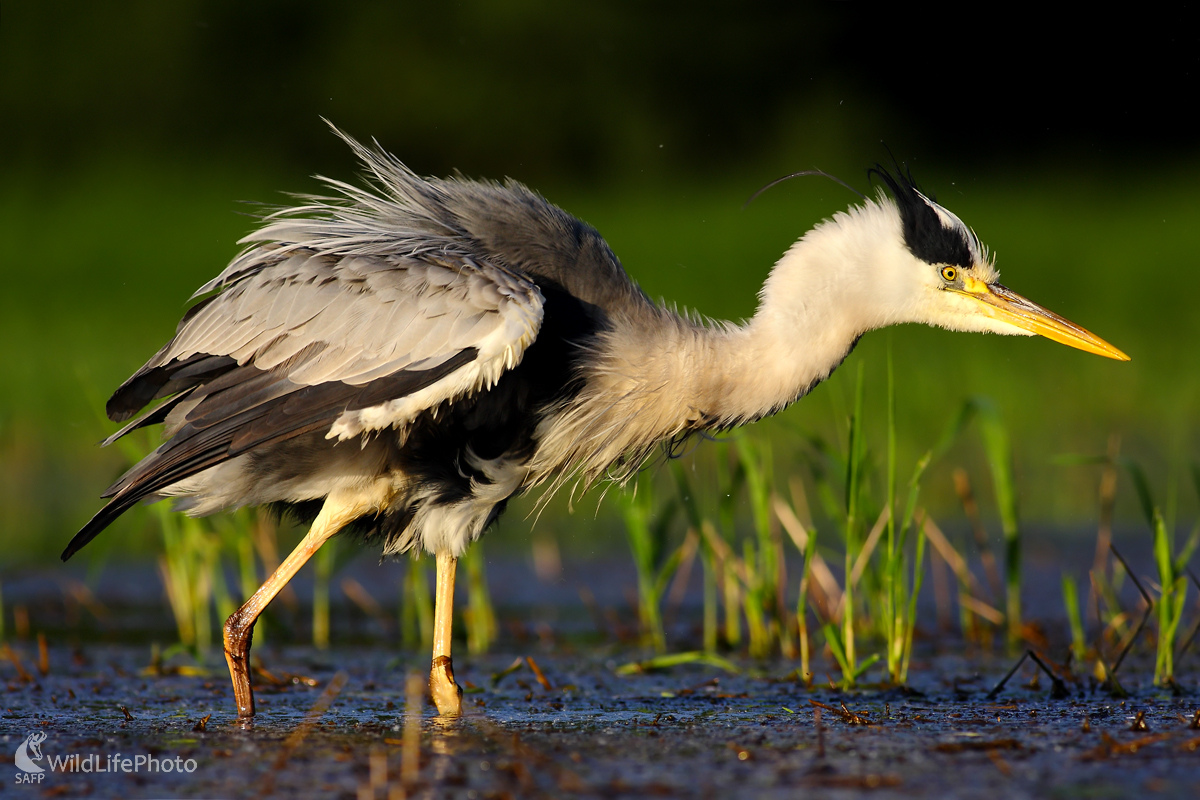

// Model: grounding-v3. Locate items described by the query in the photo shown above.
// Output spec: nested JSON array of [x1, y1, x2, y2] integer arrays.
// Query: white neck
[[685, 199, 906, 424], [531, 199, 909, 487]]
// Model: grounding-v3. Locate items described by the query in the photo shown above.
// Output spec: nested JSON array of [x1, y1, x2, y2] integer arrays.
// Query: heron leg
[[223, 490, 366, 718], [430, 551, 463, 715]]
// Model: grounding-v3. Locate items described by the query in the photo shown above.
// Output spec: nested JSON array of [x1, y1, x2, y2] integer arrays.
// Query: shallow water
[[3, 642, 1197, 799], [4, 532, 1196, 797]]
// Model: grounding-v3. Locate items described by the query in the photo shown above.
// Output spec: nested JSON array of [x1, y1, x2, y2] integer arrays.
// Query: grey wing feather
[[67, 246, 542, 562], [70, 123, 646, 564], [102, 242, 543, 484], [143, 249, 542, 415]]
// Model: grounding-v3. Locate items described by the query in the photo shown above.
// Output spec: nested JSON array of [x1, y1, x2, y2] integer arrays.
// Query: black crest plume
[[869, 164, 975, 269]]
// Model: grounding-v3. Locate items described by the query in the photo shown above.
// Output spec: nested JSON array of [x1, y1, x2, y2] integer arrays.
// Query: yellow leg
[[223, 490, 367, 718], [430, 552, 463, 715]]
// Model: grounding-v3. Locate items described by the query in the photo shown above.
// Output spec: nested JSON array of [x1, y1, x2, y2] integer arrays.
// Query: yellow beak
[[958, 277, 1130, 361]]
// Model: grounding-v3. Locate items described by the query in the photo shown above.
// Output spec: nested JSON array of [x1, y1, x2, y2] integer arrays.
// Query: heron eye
[[940, 266, 958, 282]]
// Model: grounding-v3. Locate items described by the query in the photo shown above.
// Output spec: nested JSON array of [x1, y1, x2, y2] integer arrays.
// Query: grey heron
[[65, 126, 1128, 718]]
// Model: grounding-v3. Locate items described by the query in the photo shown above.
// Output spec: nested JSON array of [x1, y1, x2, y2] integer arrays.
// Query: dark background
[[3, 4, 1199, 560], [7, 4, 1198, 185]]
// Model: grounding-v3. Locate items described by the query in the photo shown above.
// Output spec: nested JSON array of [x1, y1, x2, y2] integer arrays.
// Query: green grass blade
[[401, 557, 433, 649], [899, 521, 927, 685], [939, 398, 1022, 647], [1151, 508, 1177, 685], [620, 479, 679, 652], [821, 621, 852, 681], [885, 337, 899, 680], [1118, 458, 1157, 528], [312, 536, 337, 650], [462, 541, 497, 655], [1061, 573, 1086, 660], [841, 362, 866, 682], [615, 651, 740, 675]]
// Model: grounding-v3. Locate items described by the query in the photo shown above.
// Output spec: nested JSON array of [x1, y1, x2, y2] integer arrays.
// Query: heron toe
[[430, 655, 463, 715]]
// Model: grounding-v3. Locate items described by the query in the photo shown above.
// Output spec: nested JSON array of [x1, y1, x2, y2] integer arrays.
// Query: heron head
[[874, 167, 1129, 361]]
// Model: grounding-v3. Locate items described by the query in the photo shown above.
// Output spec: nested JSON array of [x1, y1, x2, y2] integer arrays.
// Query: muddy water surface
[[3, 643, 1197, 798]]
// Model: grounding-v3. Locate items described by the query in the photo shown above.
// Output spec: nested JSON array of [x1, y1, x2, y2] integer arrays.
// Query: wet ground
[[2, 641, 1197, 799], [3, 533, 1198, 798]]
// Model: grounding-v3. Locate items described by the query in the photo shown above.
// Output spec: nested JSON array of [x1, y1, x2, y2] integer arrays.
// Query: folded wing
[[64, 246, 543, 559]]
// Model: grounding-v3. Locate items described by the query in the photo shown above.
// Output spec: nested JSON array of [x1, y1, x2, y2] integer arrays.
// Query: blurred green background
[[3, 3, 1198, 565]]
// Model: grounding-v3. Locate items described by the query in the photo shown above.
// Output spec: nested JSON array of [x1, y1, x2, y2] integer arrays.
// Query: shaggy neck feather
[[531, 199, 904, 489], [657, 200, 900, 428]]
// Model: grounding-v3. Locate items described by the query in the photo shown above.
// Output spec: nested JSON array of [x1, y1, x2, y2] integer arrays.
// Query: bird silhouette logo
[[14, 731, 47, 774]]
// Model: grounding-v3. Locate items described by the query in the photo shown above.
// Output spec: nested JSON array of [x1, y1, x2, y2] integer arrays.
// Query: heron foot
[[223, 614, 256, 718], [430, 654, 463, 715]]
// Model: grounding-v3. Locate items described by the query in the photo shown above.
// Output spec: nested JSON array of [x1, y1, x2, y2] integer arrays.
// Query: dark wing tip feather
[[100, 387, 199, 447], [106, 354, 238, 422], [62, 495, 140, 561], [70, 348, 482, 559]]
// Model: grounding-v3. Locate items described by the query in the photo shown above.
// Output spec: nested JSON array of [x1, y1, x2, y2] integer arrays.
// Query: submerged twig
[[1105, 544, 1154, 686], [809, 698, 873, 726], [36, 633, 49, 676], [1079, 731, 1173, 761], [2, 643, 32, 682], [524, 656, 553, 691], [987, 650, 1067, 699]]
